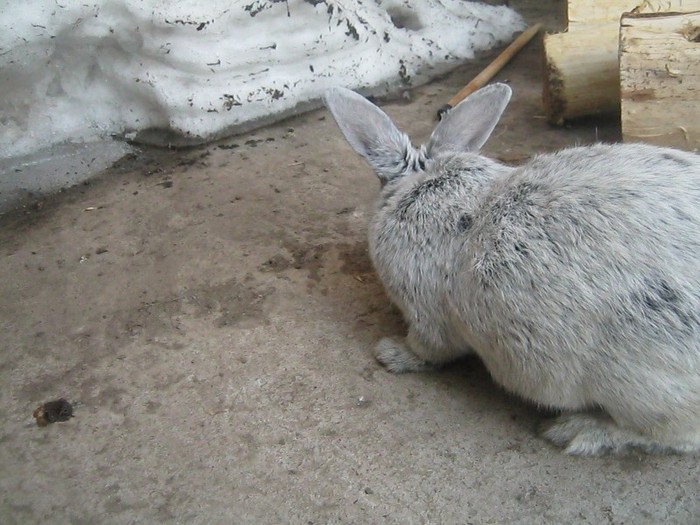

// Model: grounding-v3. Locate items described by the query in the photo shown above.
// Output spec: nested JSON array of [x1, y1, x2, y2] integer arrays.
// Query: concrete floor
[[1, 1, 698, 523]]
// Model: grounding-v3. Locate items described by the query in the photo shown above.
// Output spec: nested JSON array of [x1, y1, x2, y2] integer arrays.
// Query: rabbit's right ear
[[324, 88, 412, 183], [427, 83, 512, 157]]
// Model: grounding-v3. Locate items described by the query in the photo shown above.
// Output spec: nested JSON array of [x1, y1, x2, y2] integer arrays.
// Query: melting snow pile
[[0, 0, 523, 207]]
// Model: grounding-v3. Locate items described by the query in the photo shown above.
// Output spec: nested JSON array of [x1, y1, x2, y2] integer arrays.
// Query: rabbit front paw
[[374, 338, 435, 373]]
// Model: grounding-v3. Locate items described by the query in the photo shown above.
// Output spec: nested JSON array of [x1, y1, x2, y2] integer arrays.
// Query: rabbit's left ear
[[427, 83, 512, 157], [324, 88, 413, 183]]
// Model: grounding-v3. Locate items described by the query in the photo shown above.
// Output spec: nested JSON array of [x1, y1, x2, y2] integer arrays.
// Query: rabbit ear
[[427, 83, 512, 157], [324, 88, 413, 183]]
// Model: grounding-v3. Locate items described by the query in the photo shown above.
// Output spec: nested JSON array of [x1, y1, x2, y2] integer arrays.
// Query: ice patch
[[0, 141, 132, 211]]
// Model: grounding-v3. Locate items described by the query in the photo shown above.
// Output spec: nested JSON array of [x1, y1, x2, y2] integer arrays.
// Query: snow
[[0, 0, 523, 208]]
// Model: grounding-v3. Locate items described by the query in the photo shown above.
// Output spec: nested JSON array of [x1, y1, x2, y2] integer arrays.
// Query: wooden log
[[543, 0, 700, 125], [620, 11, 700, 151], [543, 28, 620, 124]]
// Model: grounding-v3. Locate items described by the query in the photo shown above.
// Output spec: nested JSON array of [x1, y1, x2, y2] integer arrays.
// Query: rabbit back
[[450, 143, 700, 422]]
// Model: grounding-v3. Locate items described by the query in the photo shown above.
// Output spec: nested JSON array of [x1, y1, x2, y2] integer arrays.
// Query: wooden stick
[[437, 23, 543, 119]]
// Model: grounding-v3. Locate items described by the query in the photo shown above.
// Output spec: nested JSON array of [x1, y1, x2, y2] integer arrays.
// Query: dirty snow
[[0, 0, 523, 208]]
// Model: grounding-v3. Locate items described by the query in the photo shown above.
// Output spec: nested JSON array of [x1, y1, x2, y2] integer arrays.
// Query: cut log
[[543, 0, 700, 125], [620, 11, 700, 151], [543, 28, 620, 124]]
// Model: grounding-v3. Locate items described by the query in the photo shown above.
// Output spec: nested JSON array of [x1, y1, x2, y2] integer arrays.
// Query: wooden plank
[[567, 0, 637, 29], [567, 0, 698, 29], [620, 11, 700, 151]]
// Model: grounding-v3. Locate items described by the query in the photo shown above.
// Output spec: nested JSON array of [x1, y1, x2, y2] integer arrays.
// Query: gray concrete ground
[[1, 1, 698, 523]]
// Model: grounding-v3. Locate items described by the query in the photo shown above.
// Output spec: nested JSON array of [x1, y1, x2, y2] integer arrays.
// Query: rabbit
[[324, 83, 700, 456]]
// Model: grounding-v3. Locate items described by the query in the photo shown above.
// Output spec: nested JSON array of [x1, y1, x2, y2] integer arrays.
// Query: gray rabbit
[[324, 84, 700, 455]]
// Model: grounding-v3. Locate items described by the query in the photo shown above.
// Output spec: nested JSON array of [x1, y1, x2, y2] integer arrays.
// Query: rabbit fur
[[324, 84, 700, 456]]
